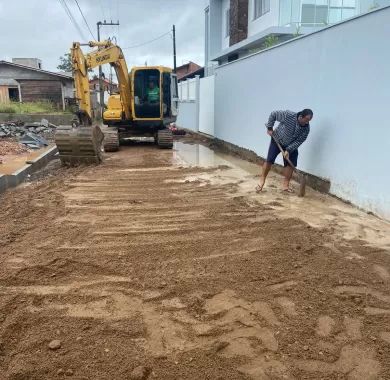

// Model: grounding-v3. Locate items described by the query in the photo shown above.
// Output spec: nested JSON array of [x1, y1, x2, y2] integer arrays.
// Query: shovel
[[271, 135, 306, 197]]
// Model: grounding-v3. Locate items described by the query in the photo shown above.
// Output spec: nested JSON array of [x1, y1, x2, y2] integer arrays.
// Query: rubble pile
[[0, 119, 54, 149], [0, 119, 56, 140], [0, 140, 30, 163]]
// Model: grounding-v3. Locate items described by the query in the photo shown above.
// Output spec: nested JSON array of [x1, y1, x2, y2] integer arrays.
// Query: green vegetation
[[261, 35, 280, 49], [0, 101, 68, 114], [57, 52, 92, 73], [248, 35, 281, 54], [57, 53, 72, 72]]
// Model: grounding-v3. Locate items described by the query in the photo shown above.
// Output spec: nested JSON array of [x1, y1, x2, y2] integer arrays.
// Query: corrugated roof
[[0, 60, 74, 80]]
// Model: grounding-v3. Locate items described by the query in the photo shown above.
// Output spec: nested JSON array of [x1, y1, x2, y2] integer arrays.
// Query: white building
[[205, 0, 390, 71]]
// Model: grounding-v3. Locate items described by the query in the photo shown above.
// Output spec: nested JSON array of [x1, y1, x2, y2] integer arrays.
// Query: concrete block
[[0, 145, 58, 195], [0, 175, 7, 193]]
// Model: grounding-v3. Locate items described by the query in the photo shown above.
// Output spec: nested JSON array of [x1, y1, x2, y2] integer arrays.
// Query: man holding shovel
[[256, 109, 313, 193]]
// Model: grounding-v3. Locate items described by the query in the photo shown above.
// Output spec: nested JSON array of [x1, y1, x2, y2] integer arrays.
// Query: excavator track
[[103, 128, 120, 152], [157, 129, 173, 149], [55, 125, 104, 166]]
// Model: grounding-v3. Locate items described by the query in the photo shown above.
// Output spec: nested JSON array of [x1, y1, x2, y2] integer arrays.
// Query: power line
[[58, 0, 87, 40], [73, 0, 96, 40], [59, 0, 87, 40], [122, 31, 171, 50]]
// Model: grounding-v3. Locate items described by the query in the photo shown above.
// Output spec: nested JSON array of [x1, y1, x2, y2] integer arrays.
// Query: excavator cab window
[[134, 69, 161, 118]]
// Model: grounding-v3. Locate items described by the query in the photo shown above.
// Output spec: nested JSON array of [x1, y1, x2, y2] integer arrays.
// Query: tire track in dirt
[[0, 141, 390, 379]]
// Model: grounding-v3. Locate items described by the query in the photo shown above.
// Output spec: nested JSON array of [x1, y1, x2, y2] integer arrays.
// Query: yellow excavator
[[55, 40, 178, 165]]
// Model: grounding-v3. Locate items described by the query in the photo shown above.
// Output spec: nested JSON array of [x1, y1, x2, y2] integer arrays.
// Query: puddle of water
[[173, 142, 228, 168], [173, 142, 258, 176], [171, 141, 390, 250]]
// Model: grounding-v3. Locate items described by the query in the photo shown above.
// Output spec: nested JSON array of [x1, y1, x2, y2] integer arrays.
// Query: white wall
[[177, 77, 200, 132], [177, 75, 215, 136], [214, 7, 390, 220], [221, 0, 230, 50], [199, 76, 215, 136], [248, 0, 280, 37], [178, 79, 197, 102], [176, 102, 198, 132]]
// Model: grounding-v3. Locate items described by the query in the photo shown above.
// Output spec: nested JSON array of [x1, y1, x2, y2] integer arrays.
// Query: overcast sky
[[0, 0, 205, 78]]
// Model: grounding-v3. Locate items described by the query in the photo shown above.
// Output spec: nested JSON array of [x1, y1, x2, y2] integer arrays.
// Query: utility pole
[[97, 20, 120, 117], [172, 24, 177, 73]]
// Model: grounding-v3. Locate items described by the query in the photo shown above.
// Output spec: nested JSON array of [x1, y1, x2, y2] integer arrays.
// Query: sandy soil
[[0, 140, 30, 165], [0, 136, 390, 380]]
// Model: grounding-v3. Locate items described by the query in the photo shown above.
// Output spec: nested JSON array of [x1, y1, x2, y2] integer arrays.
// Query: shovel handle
[[271, 134, 297, 170]]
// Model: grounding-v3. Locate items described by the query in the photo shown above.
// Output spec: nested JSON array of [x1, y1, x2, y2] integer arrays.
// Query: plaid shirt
[[266, 110, 310, 152]]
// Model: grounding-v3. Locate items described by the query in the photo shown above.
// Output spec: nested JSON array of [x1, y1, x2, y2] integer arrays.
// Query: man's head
[[297, 109, 313, 126], [148, 80, 155, 89]]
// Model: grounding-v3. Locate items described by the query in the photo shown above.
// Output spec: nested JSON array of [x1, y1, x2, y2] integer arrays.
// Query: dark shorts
[[266, 138, 298, 167]]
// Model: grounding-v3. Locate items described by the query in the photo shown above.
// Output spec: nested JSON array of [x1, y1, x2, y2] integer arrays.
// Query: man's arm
[[286, 127, 310, 152], [265, 110, 288, 130]]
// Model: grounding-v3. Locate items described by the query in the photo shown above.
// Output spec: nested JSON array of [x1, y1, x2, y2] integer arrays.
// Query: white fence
[[176, 75, 215, 136], [199, 76, 215, 136], [178, 78, 198, 102], [213, 6, 390, 219]]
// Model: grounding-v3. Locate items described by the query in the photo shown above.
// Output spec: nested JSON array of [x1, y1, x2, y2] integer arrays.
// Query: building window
[[8, 87, 19, 102], [301, 3, 329, 25], [254, 0, 270, 20], [301, 0, 357, 26], [225, 8, 230, 37]]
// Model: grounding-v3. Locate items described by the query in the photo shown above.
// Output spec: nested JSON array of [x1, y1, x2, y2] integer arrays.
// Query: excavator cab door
[[170, 73, 179, 118]]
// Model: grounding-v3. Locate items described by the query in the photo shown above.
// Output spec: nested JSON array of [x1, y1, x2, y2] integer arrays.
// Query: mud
[[0, 136, 390, 379]]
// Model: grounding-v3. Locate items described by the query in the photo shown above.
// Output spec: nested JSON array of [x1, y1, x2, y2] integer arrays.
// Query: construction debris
[[0, 140, 30, 158], [0, 119, 56, 144], [169, 123, 186, 135], [19, 133, 48, 149]]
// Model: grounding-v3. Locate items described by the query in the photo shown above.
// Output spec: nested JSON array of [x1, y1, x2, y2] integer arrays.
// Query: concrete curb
[[181, 129, 331, 194], [0, 113, 74, 125], [0, 146, 58, 194], [0, 174, 7, 193]]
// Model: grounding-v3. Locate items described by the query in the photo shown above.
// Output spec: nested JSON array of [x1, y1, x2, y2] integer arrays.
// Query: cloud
[[0, 0, 205, 76]]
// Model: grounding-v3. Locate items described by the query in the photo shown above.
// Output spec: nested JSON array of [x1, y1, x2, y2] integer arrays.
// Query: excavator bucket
[[55, 125, 104, 166]]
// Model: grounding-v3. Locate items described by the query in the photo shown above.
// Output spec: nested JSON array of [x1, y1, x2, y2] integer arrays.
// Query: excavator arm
[[71, 40, 132, 125], [55, 40, 132, 166]]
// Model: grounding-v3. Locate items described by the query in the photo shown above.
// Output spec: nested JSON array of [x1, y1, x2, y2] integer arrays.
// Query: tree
[[57, 53, 93, 73], [57, 53, 72, 72]]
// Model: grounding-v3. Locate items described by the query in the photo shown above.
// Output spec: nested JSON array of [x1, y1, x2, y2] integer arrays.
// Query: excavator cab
[[103, 66, 177, 148], [133, 69, 161, 119], [131, 67, 177, 124]]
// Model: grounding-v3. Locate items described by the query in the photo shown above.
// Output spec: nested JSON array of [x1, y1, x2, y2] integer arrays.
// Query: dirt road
[[1, 136, 390, 379]]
